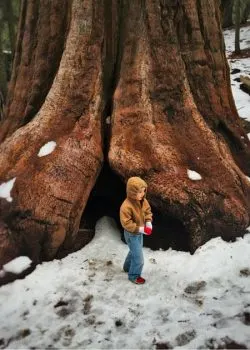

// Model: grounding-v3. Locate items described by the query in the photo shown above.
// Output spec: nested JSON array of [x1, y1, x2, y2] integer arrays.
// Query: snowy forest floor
[[0, 25, 250, 350], [224, 23, 250, 132], [0, 218, 250, 349]]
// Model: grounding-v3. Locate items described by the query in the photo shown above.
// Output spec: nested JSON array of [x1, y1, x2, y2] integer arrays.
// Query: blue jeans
[[123, 230, 144, 281]]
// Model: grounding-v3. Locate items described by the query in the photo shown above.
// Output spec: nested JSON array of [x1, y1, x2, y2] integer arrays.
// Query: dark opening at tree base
[[143, 209, 190, 252], [80, 162, 125, 233], [80, 163, 190, 252]]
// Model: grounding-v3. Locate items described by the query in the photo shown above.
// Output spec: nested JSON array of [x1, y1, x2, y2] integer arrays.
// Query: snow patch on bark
[[38, 141, 57, 157], [187, 169, 202, 181], [0, 177, 16, 202], [3, 256, 32, 274]]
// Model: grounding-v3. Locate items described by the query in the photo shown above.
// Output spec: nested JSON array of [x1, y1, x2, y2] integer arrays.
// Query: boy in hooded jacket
[[120, 176, 153, 284]]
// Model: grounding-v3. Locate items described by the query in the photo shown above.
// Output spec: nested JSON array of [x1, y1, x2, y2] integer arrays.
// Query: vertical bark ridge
[[0, 0, 106, 264], [177, 0, 250, 173], [109, 0, 250, 251], [0, 0, 70, 142]]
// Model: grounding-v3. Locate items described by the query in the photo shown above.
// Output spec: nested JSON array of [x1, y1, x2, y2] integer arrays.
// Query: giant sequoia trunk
[[0, 0, 250, 273], [0, 0, 70, 141]]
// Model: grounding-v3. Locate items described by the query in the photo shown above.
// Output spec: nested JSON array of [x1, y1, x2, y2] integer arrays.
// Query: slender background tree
[[0, 9, 8, 102], [0, 0, 20, 120], [233, 0, 250, 53]]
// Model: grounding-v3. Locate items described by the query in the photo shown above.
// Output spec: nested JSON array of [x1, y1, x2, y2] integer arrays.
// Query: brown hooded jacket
[[120, 177, 153, 234]]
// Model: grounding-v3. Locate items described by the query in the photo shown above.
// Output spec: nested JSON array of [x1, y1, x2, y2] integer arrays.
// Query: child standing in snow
[[120, 176, 153, 284]]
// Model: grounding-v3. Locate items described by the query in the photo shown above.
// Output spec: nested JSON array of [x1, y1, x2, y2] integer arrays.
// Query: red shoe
[[132, 276, 146, 284]]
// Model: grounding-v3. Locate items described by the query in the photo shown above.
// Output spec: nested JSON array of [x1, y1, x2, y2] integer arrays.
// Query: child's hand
[[139, 226, 145, 234]]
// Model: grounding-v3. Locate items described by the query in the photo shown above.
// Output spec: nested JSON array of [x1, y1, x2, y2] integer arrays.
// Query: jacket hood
[[126, 176, 147, 200]]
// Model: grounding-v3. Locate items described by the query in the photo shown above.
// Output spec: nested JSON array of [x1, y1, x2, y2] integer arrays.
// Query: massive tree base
[[1, 0, 250, 278]]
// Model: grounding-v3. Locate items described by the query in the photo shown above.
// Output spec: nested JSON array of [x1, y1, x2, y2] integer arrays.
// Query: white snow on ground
[[0, 177, 16, 202], [229, 59, 250, 120], [224, 25, 250, 53], [38, 141, 57, 157], [187, 169, 202, 181], [224, 25, 250, 121], [3, 256, 32, 275], [0, 217, 250, 349]]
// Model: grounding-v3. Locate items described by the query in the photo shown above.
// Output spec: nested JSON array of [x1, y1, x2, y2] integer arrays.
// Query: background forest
[[0, 0, 20, 105]]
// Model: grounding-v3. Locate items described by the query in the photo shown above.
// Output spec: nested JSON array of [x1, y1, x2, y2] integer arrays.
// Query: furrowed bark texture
[[109, 0, 250, 250], [0, 0, 106, 266], [0, 0, 250, 275], [0, 0, 70, 142], [178, 1, 250, 173]]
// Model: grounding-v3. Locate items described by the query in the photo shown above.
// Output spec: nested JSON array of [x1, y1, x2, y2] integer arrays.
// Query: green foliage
[[232, 0, 250, 24]]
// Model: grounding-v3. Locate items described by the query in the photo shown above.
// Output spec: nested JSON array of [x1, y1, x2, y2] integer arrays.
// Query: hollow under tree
[[0, 0, 250, 271]]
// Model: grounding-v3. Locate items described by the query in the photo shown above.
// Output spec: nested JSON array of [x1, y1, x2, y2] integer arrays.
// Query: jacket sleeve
[[144, 199, 153, 222], [120, 204, 139, 233]]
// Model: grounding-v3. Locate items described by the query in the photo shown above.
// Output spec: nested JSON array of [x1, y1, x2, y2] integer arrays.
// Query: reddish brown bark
[[108, 0, 250, 249], [0, 0, 70, 142], [0, 0, 106, 267], [176, 0, 250, 172], [0, 0, 250, 277]]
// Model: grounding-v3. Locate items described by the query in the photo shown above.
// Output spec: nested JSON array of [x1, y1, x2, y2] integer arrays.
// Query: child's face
[[136, 187, 146, 201]]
